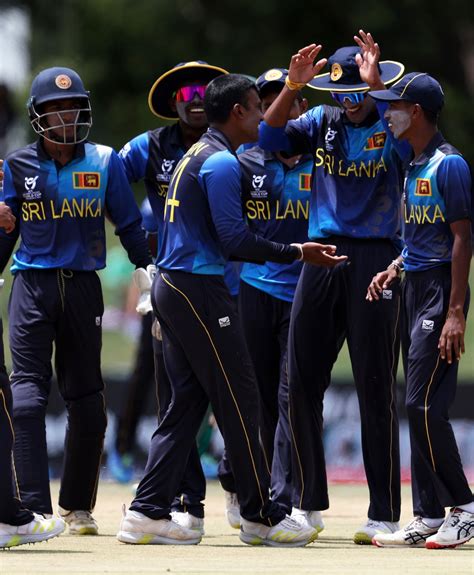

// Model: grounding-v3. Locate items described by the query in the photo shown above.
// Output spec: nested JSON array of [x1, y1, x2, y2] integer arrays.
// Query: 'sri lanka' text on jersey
[[258, 104, 404, 241], [0, 141, 149, 272], [401, 133, 472, 272], [239, 146, 312, 302]]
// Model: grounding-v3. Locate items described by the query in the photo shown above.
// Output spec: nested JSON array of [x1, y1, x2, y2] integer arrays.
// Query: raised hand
[[353, 29, 384, 89], [288, 44, 327, 85]]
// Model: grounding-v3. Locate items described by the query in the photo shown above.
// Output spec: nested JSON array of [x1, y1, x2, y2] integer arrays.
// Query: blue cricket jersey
[[239, 146, 312, 302], [118, 123, 241, 295], [401, 132, 472, 272], [259, 104, 404, 242], [0, 140, 150, 272], [157, 128, 300, 274]]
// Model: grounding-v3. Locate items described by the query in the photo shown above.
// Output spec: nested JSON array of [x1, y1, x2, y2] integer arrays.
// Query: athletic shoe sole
[[117, 530, 201, 545]]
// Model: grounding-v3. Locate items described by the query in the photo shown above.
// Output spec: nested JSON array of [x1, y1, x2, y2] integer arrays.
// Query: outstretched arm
[[264, 44, 326, 128]]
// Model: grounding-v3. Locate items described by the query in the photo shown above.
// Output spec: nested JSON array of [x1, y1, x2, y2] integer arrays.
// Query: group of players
[[0, 29, 473, 551]]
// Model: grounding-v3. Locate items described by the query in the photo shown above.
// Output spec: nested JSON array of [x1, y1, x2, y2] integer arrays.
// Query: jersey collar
[[409, 131, 444, 166]]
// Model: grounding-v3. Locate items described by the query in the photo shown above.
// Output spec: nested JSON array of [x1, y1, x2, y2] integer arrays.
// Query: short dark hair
[[204, 74, 257, 124], [422, 107, 439, 126]]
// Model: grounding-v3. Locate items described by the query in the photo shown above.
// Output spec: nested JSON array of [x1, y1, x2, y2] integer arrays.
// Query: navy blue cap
[[256, 68, 288, 94], [308, 46, 404, 92], [148, 61, 228, 120], [369, 72, 444, 113], [29, 67, 89, 106]]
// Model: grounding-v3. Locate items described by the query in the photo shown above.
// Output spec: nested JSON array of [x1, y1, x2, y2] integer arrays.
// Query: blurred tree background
[[14, 0, 474, 165], [1, 0, 473, 378]]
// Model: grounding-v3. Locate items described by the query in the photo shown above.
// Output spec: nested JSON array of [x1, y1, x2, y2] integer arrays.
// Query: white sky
[[0, 6, 30, 89]]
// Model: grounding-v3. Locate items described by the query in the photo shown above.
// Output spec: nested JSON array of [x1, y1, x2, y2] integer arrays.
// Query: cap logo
[[55, 74, 72, 89], [330, 63, 343, 82], [264, 69, 283, 82]]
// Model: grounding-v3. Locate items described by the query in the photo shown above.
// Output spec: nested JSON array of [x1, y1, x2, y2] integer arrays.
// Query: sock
[[422, 517, 444, 528], [457, 501, 474, 513]]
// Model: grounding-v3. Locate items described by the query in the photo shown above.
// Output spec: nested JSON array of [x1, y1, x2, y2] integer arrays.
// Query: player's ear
[[300, 98, 309, 114], [169, 97, 177, 113], [232, 103, 245, 120]]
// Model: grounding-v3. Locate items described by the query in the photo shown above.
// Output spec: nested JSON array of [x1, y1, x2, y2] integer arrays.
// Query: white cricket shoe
[[240, 515, 317, 547], [291, 508, 325, 538], [372, 517, 439, 547], [59, 508, 98, 535], [353, 519, 399, 544], [117, 508, 201, 545], [0, 514, 65, 548], [224, 491, 240, 529], [425, 508, 474, 549], [170, 511, 205, 535]]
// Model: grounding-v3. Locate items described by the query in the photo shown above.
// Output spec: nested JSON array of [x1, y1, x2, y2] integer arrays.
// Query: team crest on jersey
[[73, 172, 100, 189], [23, 175, 42, 200], [415, 178, 432, 196], [299, 173, 312, 191], [324, 128, 337, 151], [250, 174, 268, 198], [156, 159, 175, 182], [364, 132, 386, 150]]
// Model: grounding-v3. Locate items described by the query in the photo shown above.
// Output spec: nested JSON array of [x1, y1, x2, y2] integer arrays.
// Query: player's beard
[[387, 109, 412, 139]]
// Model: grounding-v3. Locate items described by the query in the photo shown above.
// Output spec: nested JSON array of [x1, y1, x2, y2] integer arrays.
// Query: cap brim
[[368, 88, 403, 103], [307, 60, 404, 92], [148, 63, 228, 120], [36, 92, 90, 105]]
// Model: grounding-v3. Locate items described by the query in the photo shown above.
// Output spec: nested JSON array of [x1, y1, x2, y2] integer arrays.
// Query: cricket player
[[368, 72, 474, 549], [0, 67, 152, 535], [117, 73, 348, 547], [258, 31, 407, 543]]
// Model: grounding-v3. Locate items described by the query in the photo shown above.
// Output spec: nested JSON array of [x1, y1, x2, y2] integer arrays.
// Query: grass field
[[1, 481, 472, 575]]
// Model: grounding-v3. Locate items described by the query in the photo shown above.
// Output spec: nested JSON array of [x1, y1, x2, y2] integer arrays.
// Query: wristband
[[285, 77, 306, 91], [388, 259, 404, 276], [291, 243, 304, 261]]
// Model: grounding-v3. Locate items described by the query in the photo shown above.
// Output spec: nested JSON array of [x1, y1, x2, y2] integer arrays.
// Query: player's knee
[[66, 392, 107, 435], [11, 378, 49, 419]]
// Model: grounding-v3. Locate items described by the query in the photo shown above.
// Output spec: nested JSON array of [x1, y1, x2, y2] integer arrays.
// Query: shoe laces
[[70, 510, 94, 521], [278, 516, 302, 530], [443, 508, 463, 528]]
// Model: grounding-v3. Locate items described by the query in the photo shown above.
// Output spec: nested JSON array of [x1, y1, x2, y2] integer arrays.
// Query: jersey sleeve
[[437, 154, 472, 223], [105, 150, 152, 268], [200, 151, 299, 264], [0, 160, 20, 272], [118, 132, 150, 184]]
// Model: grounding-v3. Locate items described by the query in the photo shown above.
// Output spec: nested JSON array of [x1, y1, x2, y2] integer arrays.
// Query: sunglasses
[[174, 84, 207, 103], [330, 92, 367, 105]]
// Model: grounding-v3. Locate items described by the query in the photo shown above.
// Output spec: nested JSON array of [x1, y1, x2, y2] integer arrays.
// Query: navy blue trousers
[[115, 311, 206, 517], [130, 270, 285, 525], [238, 280, 293, 513], [402, 267, 473, 517], [288, 238, 401, 521], [0, 318, 33, 525], [9, 269, 107, 515]]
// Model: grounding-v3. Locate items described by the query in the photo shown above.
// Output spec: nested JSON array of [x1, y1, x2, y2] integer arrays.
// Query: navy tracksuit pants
[[130, 270, 285, 525], [114, 311, 206, 517], [0, 318, 33, 526], [9, 269, 107, 515], [238, 280, 293, 513], [402, 266, 473, 518], [288, 238, 401, 521]]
